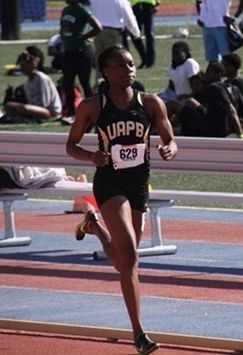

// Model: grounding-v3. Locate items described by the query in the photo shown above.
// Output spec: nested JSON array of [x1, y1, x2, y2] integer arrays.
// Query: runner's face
[[104, 51, 136, 88]]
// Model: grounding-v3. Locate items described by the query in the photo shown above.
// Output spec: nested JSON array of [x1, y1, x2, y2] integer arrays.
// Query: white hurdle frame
[[0, 318, 243, 352], [0, 193, 31, 247]]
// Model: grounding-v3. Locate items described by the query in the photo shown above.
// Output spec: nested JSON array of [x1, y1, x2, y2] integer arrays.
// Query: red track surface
[[1, 207, 243, 354], [1, 211, 243, 243], [2, 2, 240, 353], [0, 2, 239, 355], [1, 259, 243, 303], [1, 330, 235, 355]]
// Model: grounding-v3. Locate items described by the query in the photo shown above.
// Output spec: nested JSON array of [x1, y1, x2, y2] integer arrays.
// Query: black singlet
[[93, 90, 153, 211]]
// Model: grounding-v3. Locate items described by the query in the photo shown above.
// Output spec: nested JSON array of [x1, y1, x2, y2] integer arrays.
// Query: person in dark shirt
[[60, 0, 102, 120], [166, 62, 243, 138], [222, 52, 243, 95]]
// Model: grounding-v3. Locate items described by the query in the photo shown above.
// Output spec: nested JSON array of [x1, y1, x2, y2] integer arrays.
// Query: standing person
[[66, 46, 178, 354], [89, 0, 143, 80], [60, 0, 102, 122], [196, 0, 232, 62], [122, 28, 148, 69], [130, 0, 160, 68]]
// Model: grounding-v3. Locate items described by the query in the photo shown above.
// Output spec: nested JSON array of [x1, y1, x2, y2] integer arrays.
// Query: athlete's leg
[[79, 196, 158, 351], [99, 195, 144, 340], [85, 213, 120, 271], [4, 101, 52, 119]]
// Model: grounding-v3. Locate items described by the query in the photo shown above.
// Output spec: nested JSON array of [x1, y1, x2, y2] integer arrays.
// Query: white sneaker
[[61, 116, 75, 125]]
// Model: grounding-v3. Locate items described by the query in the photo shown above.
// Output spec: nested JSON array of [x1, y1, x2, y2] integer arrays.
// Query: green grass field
[[0, 26, 209, 109], [0, 23, 243, 208]]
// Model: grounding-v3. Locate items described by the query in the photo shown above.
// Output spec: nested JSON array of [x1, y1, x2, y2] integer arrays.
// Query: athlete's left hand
[[157, 143, 177, 161]]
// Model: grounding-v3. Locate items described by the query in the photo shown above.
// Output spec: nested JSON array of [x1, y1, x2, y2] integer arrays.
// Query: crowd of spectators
[[1, 0, 243, 139]]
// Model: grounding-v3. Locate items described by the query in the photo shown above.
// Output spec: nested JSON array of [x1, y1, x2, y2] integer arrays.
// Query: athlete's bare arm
[[143, 93, 178, 160], [66, 97, 109, 166]]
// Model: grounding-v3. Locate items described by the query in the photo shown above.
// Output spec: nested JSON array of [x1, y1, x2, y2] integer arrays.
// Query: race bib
[[111, 143, 145, 170]]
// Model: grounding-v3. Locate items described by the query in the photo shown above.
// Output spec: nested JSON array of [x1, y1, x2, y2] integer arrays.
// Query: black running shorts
[[93, 165, 149, 212]]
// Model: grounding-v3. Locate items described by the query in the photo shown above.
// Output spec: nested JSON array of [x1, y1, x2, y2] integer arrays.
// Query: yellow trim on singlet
[[97, 126, 109, 153], [143, 124, 151, 156], [97, 94, 109, 153], [97, 91, 151, 155], [101, 94, 107, 109], [137, 91, 143, 106]]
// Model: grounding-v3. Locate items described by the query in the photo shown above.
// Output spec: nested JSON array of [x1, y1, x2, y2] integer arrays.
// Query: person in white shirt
[[158, 41, 200, 102], [196, 0, 232, 62], [89, 0, 141, 79], [169, 41, 200, 97], [4, 51, 62, 121]]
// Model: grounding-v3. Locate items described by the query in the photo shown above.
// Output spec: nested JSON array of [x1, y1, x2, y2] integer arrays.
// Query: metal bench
[[1, 131, 243, 256]]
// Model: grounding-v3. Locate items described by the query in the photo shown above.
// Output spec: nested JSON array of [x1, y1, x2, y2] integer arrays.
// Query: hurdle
[[0, 318, 243, 352]]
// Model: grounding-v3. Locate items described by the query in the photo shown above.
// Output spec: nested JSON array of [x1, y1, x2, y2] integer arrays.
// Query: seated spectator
[[3, 51, 62, 123], [16, 46, 45, 72], [5, 45, 45, 76], [166, 62, 243, 138], [222, 53, 243, 95], [189, 70, 207, 103], [0, 166, 74, 189], [158, 41, 200, 102]]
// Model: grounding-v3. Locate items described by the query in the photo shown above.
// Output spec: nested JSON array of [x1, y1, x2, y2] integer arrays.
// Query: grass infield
[[0, 24, 243, 207]]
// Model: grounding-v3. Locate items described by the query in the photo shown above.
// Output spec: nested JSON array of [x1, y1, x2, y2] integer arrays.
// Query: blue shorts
[[202, 26, 230, 62]]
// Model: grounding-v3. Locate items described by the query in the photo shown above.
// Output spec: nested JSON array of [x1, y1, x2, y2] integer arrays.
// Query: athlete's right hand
[[91, 150, 110, 166]]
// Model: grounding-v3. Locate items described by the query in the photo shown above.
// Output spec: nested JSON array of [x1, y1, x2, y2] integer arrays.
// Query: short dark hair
[[16, 46, 44, 71], [222, 53, 242, 70], [190, 70, 205, 82], [207, 62, 225, 76], [98, 45, 128, 73], [18, 51, 36, 64], [172, 41, 192, 58]]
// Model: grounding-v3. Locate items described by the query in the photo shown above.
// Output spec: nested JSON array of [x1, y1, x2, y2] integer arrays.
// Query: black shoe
[[61, 116, 75, 125], [134, 333, 159, 354]]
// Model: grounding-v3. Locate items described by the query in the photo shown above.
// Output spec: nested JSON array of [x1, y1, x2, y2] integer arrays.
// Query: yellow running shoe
[[75, 211, 99, 241]]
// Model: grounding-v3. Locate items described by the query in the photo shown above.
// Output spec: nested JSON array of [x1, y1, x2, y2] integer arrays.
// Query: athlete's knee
[[120, 246, 138, 271]]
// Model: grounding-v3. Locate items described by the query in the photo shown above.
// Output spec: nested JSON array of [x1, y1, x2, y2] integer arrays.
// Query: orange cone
[[73, 174, 98, 212]]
